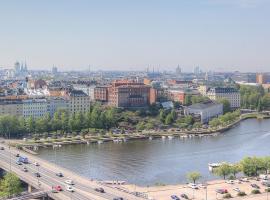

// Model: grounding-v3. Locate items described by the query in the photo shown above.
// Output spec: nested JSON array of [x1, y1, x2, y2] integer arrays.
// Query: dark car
[[216, 189, 228, 194], [16, 153, 20, 157], [35, 172, 41, 177], [181, 193, 189, 199], [22, 167, 28, 172], [251, 183, 260, 189], [0, 147, 4, 150], [95, 187, 105, 193], [113, 198, 124, 200], [56, 172, 63, 177], [16, 161, 22, 165], [171, 195, 180, 200]]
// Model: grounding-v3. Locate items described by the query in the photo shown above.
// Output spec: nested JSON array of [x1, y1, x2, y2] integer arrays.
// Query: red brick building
[[94, 86, 108, 102]]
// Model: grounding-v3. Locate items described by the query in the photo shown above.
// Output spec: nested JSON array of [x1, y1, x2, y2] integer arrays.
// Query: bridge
[[0, 142, 145, 200]]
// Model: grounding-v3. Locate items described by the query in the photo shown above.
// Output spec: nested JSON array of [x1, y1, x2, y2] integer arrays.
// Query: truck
[[17, 156, 29, 164]]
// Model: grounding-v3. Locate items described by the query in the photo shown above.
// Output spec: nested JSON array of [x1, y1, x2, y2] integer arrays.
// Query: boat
[[97, 140, 103, 144], [208, 163, 221, 171], [168, 135, 174, 140], [149, 136, 153, 140], [161, 136, 166, 140]]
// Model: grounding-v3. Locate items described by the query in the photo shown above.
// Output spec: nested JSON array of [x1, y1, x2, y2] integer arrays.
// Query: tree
[[240, 157, 263, 177], [165, 113, 174, 125], [230, 164, 242, 178], [186, 171, 202, 184], [193, 122, 202, 129], [159, 109, 166, 123], [213, 163, 231, 180], [218, 98, 231, 114], [209, 118, 221, 128], [0, 172, 22, 198]]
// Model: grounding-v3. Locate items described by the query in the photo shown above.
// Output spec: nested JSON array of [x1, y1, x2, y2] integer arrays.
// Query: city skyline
[[0, 0, 270, 72]]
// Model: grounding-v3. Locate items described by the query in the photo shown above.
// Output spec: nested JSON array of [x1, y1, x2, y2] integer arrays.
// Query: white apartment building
[[0, 100, 23, 116], [68, 90, 91, 115], [22, 99, 48, 118], [47, 97, 69, 116], [206, 87, 241, 109]]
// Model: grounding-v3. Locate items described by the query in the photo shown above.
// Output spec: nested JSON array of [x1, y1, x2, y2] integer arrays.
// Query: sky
[[0, 0, 269, 72]]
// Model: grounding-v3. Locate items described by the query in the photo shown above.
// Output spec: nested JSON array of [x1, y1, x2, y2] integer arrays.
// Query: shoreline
[[7, 113, 270, 153]]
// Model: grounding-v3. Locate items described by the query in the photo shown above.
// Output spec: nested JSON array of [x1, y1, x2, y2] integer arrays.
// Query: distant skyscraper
[[176, 65, 181, 75], [193, 66, 200, 75], [52, 66, 58, 75]]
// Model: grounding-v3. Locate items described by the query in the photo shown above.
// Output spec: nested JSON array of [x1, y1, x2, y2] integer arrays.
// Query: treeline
[[209, 110, 240, 128], [0, 104, 118, 138], [214, 156, 270, 180], [240, 85, 270, 110]]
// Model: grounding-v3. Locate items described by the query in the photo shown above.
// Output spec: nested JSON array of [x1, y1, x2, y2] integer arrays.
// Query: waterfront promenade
[[0, 142, 144, 200]]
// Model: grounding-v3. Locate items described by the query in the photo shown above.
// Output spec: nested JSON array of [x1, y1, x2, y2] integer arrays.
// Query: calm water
[[38, 119, 270, 186]]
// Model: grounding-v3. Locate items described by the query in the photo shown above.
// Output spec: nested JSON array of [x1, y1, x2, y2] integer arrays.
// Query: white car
[[34, 162, 40, 166], [66, 185, 74, 192], [188, 183, 198, 189], [241, 178, 249, 182], [65, 180, 74, 185], [233, 188, 241, 193], [226, 180, 234, 184]]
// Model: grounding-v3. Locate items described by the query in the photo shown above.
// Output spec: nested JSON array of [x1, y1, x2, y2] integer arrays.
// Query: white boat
[[97, 140, 103, 144], [149, 136, 153, 140], [161, 136, 166, 140], [208, 163, 221, 171], [168, 135, 174, 140]]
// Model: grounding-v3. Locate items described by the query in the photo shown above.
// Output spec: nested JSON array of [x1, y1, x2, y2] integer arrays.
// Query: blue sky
[[0, 0, 269, 72]]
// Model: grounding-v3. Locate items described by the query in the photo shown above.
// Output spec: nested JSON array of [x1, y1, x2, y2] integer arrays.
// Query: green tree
[[230, 164, 242, 178], [165, 113, 174, 125], [186, 171, 202, 184], [193, 122, 202, 129], [240, 157, 263, 177], [159, 109, 166, 123], [213, 163, 231, 180], [209, 118, 221, 128], [0, 172, 22, 198], [218, 98, 231, 114]]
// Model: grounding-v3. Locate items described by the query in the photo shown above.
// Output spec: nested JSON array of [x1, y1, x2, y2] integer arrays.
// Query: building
[[73, 84, 96, 100], [47, 97, 69, 116], [108, 80, 151, 108], [206, 87, 240, 109], [68, 90, 90, 115], [0, 99, 23, 116], [94, 86, 108, 102], [184, 102, 223, 123], [167, 88, 200, 104], [22, 99, 48, 118], [256, 73, 270, 84]]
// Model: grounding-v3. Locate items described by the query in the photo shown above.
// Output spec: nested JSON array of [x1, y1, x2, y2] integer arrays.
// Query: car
[[65, 180, 74, 185], [113, 198, 124, 200], [226, 180, 234, 184], [56, 172, 63, 177], [16, 161, 22, 165], [22, 167, 28, 172], [181, 193, 189, 199], [198, 184, 207, 189], [53, 185, 63, 191], [51, 189, 58, 193], [233, 188, 241, 193], [34, 162, 40, 166], [0, 147, 4, 150], [171, 195, 180, 200], [241, 178, 249, 182], [35, 172, 41, 177], [15, 153, 20, 157], [262, 181, 270, 187], [251, 183, 260, 189], [65, 185, 74, 192], [95, 187, 105, 193], [188, 183, 199, 189], [216, 189, 228, 194]]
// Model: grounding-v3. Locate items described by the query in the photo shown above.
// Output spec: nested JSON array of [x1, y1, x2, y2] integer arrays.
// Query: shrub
[[265, 188, 270, 192], [251, 189, 261, 194], [223, 193, 232, 199], [237, 191, 246, 196]]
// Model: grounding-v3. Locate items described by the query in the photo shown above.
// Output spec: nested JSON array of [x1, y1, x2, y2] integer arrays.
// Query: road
[[0, 143, 144, 200]]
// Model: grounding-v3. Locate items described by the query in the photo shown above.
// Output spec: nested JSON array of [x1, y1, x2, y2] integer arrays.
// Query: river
[[37, 118, 270, 186]]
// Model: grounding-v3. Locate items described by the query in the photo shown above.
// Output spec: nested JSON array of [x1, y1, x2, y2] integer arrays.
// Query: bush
[[223, 193, 232, 199], [251, 189, 261, 194], [237, 191, 246, 196], [265, 188, 270, 192]]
